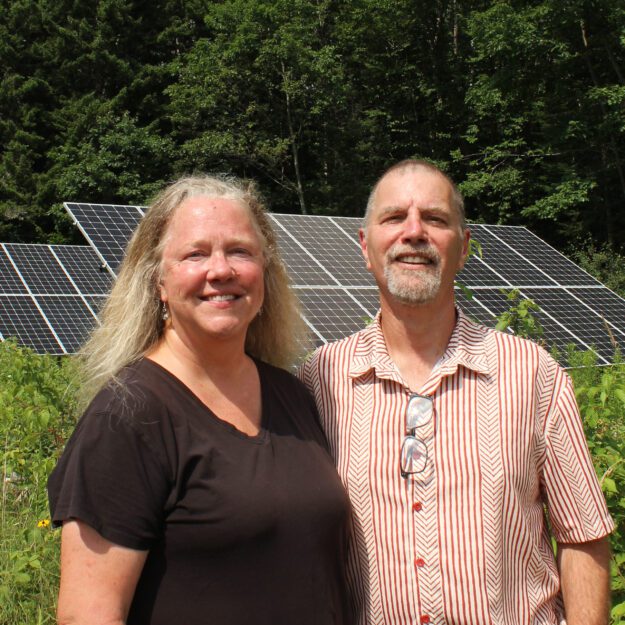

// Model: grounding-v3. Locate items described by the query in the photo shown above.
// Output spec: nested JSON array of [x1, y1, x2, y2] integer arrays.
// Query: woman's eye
[[231, 248, 253, 256], [186, 251, 206, 260]]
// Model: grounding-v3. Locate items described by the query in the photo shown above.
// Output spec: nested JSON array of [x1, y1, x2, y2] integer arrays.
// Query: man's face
[[359, 168, 470, 307]]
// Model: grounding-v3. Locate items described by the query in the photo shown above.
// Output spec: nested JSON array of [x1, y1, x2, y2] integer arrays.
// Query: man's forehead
[[374, 168, 453, 205]]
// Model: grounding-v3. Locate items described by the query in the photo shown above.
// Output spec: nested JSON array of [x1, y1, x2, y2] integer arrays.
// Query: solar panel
[[0, 246, 30, 294], [5, 244, 78, 295], [51, 245, 113, 295], [0, 296, 64, 354], [296, 287, 373, 345], [271, 214, 374, 287], [64, 203, 144, 274], [0, 245, 105, 354], [0, 202, 616, 366]]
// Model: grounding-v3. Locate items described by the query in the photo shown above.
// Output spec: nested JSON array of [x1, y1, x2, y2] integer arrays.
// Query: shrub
[[0, 341, 79, 624]]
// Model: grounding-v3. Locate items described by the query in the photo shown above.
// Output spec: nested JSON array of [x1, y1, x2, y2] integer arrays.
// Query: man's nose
[[401, 212, 428, 242]]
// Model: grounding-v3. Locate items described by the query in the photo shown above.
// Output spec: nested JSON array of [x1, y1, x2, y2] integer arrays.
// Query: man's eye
[[382, 214, 403, 224]]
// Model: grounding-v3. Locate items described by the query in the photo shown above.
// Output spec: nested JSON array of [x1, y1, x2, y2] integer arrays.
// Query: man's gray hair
[[363, 159, 466, 230]]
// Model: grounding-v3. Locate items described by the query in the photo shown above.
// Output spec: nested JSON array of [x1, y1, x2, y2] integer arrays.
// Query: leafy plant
[[495, 288, 544, 344], [0, 340, 79, 624]]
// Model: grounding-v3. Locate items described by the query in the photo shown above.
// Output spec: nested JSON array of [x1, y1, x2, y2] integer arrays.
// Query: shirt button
[[415, 557, 425, 568], [413, 502, 423, 512], [420, 616, 430, 624]]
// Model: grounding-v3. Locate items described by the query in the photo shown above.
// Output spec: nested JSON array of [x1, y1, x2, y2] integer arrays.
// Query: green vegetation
[[1, 0, 624, 258], [568, 352, 625, 622], [0, 341, 79, 624]]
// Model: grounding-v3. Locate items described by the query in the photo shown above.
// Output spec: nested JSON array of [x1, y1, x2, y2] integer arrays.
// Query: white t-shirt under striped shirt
[[299, 310, 613, 625]]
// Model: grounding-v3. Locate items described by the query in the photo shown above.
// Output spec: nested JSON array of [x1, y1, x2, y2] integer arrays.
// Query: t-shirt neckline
[[138, 357, 270, 444]]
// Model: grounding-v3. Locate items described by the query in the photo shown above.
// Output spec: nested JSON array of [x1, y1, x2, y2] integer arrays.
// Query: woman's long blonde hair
[[79, 175, 309, 400]]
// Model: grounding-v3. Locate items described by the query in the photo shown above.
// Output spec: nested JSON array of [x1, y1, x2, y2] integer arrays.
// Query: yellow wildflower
[[37, 519, 50, 528]]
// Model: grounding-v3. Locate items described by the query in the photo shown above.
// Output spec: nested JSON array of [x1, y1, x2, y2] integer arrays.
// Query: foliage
[[494, 288, 545, 343], [0, 341, 79, 624], [455, 0, 625, 248], [567, 351, 625, 622], [570, 240, 625, 298], [1, 0, 623, 254]]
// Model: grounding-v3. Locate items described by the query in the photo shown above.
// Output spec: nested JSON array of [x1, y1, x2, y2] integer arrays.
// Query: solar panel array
[[0, 243, 112, 354], [60, 202, 625, 366]]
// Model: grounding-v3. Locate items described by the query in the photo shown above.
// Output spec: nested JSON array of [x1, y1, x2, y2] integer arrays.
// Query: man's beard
[[383, 243, 442, 305]]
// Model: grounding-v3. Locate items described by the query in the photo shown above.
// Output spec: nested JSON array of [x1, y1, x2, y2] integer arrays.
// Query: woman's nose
[[204, 253, 235, 280]]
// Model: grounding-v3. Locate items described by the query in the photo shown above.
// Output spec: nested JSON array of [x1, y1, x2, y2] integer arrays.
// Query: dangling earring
[[161, 302, 169, 321], [257, 305, 264, 317]]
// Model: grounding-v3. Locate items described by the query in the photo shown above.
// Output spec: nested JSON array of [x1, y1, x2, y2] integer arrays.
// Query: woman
[[48, 176, 353, 625]]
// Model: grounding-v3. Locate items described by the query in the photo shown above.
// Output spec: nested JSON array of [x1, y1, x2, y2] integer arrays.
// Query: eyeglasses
[[400, 393, 433, 479]]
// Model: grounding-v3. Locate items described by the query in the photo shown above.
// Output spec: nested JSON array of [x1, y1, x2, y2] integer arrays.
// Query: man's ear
[[359, 228, 372, 270], [458, 228, 471, 271]]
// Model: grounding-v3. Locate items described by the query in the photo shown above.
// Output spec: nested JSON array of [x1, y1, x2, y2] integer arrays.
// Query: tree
[[454, 0, 625, 248]]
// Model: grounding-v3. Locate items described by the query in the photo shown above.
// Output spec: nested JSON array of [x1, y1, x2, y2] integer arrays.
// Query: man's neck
[[379, 296, 457, 392]]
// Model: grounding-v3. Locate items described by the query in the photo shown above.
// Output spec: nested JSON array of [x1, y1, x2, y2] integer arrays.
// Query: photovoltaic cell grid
[[5, 202, 621, 365], [0, 244, 112, 354], [64, 203, 144, 275]]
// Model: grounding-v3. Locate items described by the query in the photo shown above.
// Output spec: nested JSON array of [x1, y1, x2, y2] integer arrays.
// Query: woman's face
[[159, 195, 265, 347]]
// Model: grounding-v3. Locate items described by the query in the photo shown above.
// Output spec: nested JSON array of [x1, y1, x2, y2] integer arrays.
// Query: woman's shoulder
[[82, 359, 194, 441]]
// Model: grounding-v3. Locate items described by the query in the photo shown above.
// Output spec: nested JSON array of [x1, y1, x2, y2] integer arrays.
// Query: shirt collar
[[348, 307, 490, 382]]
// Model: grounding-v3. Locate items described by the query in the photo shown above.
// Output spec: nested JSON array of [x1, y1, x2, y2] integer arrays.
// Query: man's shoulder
[[463, 316, 561, 375], [310, 324, 371, 364]]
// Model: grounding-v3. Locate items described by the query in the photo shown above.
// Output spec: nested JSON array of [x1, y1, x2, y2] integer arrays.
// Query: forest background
[[1, 0, 625, 623], [2, 0, 625, 290]]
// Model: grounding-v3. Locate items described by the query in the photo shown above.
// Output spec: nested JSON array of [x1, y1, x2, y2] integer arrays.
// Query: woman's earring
[[161, 302, 169, 321], [257, 305, 263, 317]]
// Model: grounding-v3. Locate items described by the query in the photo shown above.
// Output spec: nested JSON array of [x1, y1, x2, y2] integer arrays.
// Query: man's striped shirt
[[299, 311, 613, 625]]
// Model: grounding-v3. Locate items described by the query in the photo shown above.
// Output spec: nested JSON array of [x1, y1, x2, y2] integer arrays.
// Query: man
[[299, 160, 613, 625]]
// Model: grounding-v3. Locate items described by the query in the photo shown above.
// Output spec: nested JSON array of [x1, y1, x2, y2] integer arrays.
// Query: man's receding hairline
[[365, 161, 466, 230]]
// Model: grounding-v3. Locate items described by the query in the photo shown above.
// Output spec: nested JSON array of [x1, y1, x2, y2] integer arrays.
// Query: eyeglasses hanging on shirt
[[400, 393, 433, 479]]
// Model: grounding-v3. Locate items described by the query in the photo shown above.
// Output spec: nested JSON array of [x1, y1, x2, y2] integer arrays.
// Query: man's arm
[[557, 536, 611, 625]]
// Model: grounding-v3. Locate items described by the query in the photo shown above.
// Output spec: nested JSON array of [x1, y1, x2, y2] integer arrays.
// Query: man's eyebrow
[[376, 205, 404, 217]]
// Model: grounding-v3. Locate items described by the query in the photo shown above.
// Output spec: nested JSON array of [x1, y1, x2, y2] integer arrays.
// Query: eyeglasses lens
[[406, 395, 432, 430], [401, 436, 427, 475]]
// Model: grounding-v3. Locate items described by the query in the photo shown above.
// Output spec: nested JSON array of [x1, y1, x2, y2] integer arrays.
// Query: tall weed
[[0, 341, 79, 624]]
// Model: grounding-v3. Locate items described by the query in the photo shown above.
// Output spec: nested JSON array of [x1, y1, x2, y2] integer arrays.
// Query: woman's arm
[[57, 520, 148, 625]]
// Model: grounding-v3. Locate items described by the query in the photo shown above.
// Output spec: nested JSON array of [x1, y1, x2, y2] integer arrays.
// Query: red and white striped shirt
[[299, 310, 613, 625]]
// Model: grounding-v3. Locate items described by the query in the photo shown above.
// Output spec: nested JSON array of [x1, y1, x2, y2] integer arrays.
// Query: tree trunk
[[281, 61, 308, 214]]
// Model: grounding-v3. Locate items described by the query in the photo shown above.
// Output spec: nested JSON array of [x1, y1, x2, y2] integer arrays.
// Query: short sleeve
[[48, 405, 172, 550], [542, 372, 614, 543]]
